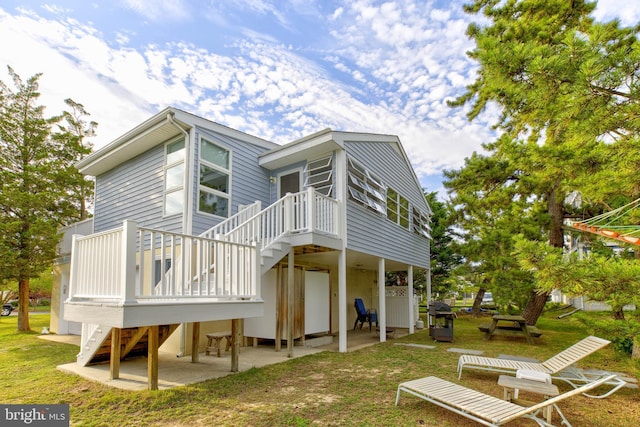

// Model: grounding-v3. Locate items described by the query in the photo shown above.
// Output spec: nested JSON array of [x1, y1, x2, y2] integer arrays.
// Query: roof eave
[[259, 128, 344, 170]]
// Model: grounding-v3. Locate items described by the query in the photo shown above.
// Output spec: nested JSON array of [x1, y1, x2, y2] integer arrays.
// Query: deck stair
[[260, 241, 291, 274], [77, 324, 179, 367]]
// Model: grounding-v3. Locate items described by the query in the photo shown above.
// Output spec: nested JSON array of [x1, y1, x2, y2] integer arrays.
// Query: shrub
[[576, 314, 640, 354]]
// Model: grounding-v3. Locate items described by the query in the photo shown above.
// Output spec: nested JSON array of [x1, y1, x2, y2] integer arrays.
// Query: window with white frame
[[347, 156, 385, 214], [199, 137, 230, 217], [164, 138, 185, 216], [387, 187, 410, 228], [304, 155, 333, 196], [412, 207, 431, 239]]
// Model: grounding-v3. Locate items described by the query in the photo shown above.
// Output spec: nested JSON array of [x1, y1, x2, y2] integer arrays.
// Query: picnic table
[[478, 314, 541, 345]]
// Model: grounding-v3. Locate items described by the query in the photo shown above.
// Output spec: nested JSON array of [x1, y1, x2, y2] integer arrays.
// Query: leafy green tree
[[447, 0, 640, 324], [0, 66, 94, 331], [53, 99, 96, 221], [426, 192, 463, 298], [514, 236, 640, 356], [444, 152, 542, 316]]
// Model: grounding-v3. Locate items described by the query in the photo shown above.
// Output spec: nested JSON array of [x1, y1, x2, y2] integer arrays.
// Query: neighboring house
[[55, 107, 431, 389]]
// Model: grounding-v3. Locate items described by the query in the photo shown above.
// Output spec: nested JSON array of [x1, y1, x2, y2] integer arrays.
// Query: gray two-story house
[[54, 107, 431, 389]]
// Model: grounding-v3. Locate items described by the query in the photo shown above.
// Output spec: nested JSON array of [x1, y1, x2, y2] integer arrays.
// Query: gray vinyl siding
[[346, 202, 430, 268], [346, 141, 428, 211], [93, 144, 182, 233], [344, 140, 430, 268], [190, 127, 272, 236]]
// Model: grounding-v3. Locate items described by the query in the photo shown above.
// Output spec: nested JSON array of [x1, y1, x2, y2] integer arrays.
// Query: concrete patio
[[42, 328, 410, 391]]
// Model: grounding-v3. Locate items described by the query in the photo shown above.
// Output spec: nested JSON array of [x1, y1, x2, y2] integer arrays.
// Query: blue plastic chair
[[354, 298, 378, 331]]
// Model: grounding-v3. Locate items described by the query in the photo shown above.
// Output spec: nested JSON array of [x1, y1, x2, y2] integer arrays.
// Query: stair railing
[[223, 187, 339, 250], [200, 200, 262, 240]]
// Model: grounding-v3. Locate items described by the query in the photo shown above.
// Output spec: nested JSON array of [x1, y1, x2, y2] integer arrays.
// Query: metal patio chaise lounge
[[457, 335, 627, 398], [395, 374, 617, 427]]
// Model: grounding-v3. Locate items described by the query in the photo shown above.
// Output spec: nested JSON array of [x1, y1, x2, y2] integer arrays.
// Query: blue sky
[[1, 1, 638, 197]]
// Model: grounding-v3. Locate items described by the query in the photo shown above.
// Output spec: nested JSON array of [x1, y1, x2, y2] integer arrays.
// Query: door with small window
[[278, 170, 301, 198]]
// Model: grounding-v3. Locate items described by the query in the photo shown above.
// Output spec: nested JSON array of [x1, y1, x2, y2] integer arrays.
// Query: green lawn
[[1, 312, 638, 426]]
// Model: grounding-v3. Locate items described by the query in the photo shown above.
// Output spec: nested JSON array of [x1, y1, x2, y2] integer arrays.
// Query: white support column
[[408, 265, 414, 334], [378, 257, 386, 342], [338, 249, 347, 352], [287, 250, 295, 358], [121, 220, 137, 304], [335, 147, 348, 353], [426, 267, 433, 327], [426, 266, 432, 305]]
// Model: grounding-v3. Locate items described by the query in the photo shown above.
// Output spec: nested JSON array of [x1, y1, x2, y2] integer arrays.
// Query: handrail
[[223, 188, 339, 250], [67, 189, 337, 305], [68, 221, 259, 303], [200, 200, 262, 239]]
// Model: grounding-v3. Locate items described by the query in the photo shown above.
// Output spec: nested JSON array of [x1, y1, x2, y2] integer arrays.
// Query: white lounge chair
[[457, 335, 626, 398], [395, 374, 617, 427]]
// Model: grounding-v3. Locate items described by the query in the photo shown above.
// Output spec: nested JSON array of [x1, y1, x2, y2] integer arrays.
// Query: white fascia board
[[77, 107, 278, 176], [77, 107, 177, 176], [259, 128, 344, 170]]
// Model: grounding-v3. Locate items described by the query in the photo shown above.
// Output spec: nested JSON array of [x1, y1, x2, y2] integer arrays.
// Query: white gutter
[[166, 112, 191, 357]]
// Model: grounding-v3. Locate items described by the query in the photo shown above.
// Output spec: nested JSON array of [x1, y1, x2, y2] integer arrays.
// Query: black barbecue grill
[[428, 301, 455, 342]]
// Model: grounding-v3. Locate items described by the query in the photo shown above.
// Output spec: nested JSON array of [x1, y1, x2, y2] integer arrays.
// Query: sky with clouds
[[1, 1, 638, 196]]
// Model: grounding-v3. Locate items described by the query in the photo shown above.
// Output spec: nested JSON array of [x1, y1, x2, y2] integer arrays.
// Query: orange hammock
[[566, 198, 640, 246]]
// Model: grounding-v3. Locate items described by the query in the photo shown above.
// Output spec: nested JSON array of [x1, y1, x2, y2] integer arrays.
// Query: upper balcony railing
[[219, 187, 339, 249], [67, 221, 259, 304]]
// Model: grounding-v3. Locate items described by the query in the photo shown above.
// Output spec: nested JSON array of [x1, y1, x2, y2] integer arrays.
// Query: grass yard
[[1, 312, 638, 426]]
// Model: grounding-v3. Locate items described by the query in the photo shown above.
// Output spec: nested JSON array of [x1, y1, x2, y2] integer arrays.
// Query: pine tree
[[0, 67, 94, 331], [447, 0, 640, 324]]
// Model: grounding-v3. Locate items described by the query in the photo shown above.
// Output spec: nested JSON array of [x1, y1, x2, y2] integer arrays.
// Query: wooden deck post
[[191, 322, 200, 363], [110, 328, 121, 380], [231, 318, 241, 372], [148, 325, 159, 390], [287, 250, 294, 358]]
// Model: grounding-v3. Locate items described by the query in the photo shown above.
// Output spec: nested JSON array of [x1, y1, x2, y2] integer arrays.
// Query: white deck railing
[[223, 188, 339, 250], [68, 221, 259, 304], [200, 200, 262, 240], [68, 188, 337, 305]]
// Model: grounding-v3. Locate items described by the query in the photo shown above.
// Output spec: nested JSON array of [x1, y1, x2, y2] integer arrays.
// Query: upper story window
[[304, 155, 333, 197], [347, 156, 385, 214], [387, 187, 410, 228], [164, 138, 185, 216], [199, 137, 230, 217], [413, 207, 431, 239]]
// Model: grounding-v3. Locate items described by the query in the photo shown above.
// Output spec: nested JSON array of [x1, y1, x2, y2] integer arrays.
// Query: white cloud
[[0, 1, 487, 181], [3, 0, 631, 193], [120, 0, 191, 22], [0, 9, 152, 146], [593, 0, 640, 27]]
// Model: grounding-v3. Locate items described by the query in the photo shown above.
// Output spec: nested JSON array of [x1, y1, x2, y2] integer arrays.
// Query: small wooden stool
[[206, 332, 233, 357]]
